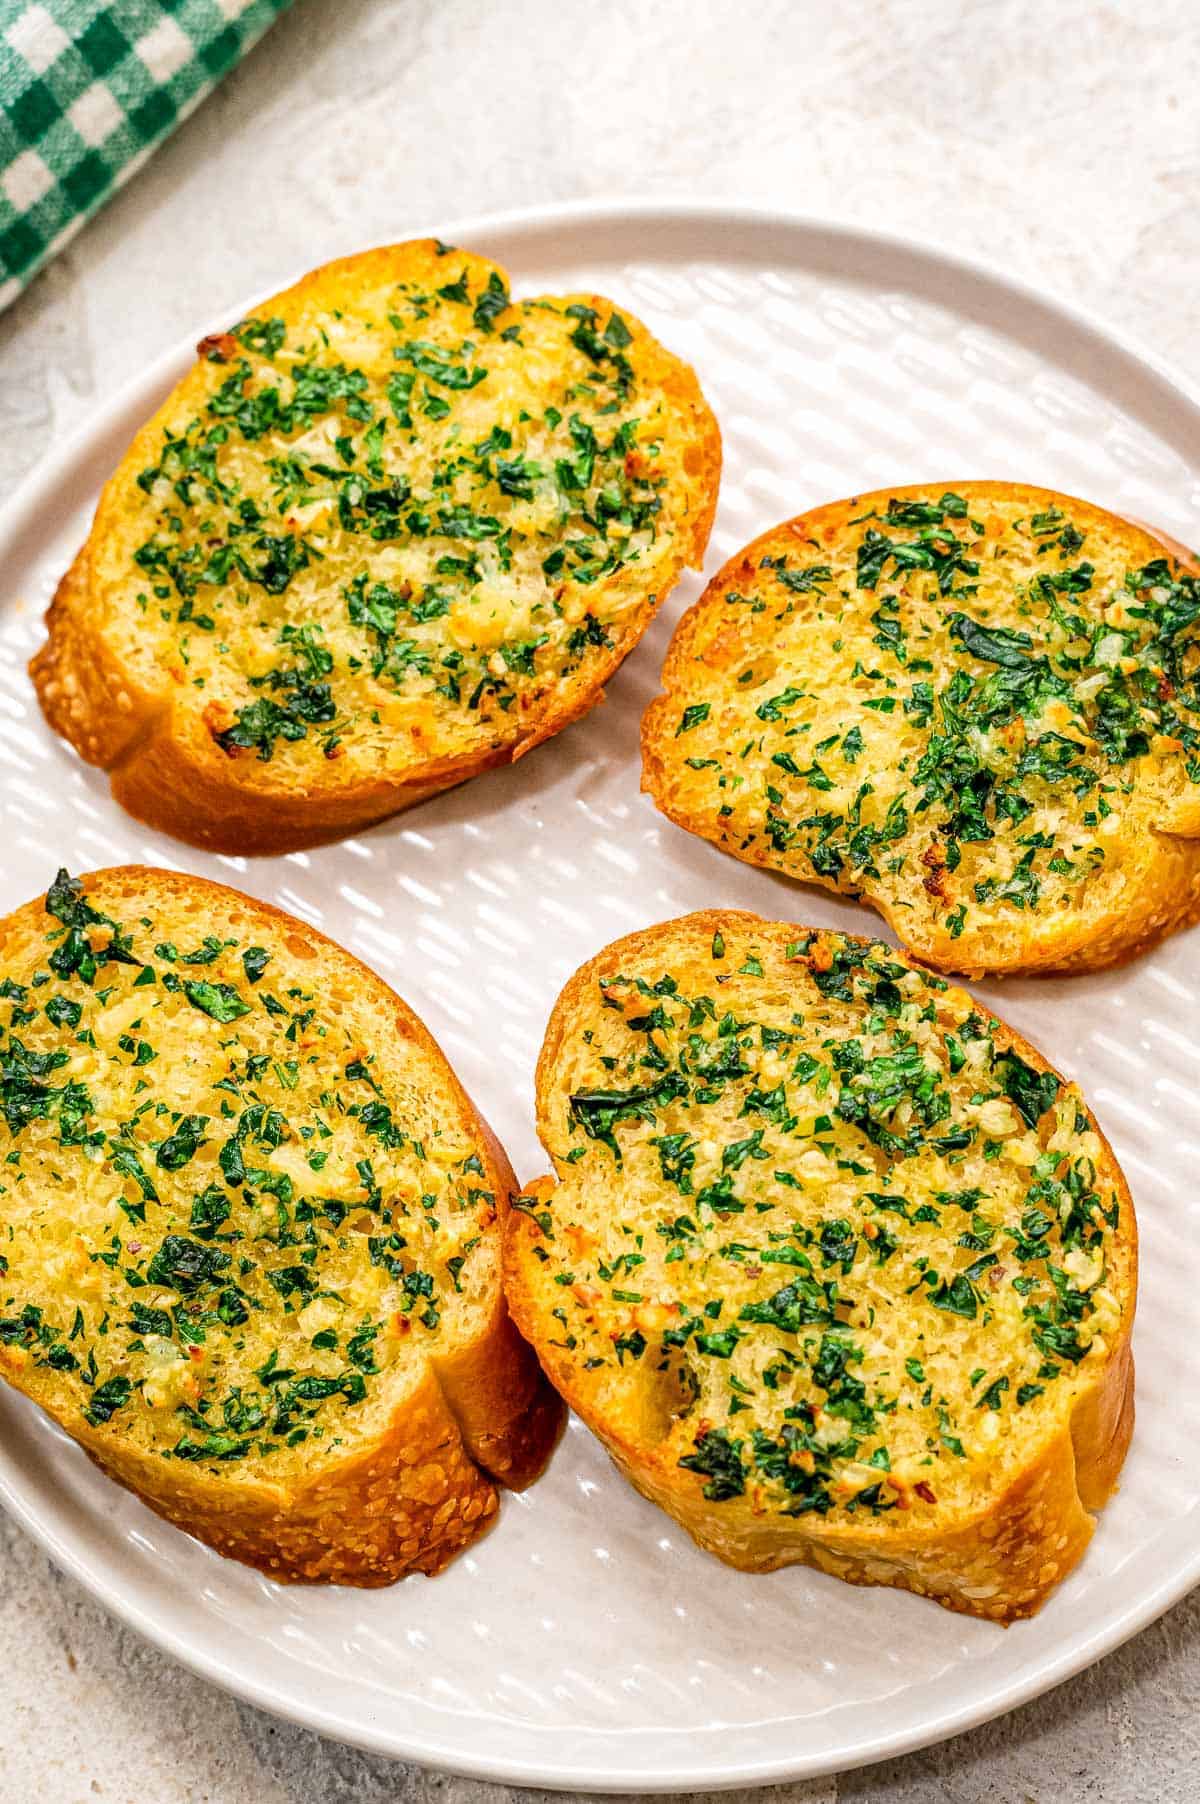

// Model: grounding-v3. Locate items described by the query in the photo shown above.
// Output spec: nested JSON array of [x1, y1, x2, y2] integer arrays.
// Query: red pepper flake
[[197, 331, 237, 364]]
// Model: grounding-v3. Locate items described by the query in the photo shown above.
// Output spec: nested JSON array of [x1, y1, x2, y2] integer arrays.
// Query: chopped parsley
[[0, 873, 493, 1474], [530, 922, 1121, 1528], [126, 259, 697, 777], [656, 493, 1200, 963]]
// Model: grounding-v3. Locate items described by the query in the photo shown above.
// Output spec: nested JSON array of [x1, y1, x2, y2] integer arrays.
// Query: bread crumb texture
[[507, 911, 1136, 1620], [0, 867, 560, 1582], [32, 239, 719, 853], [643, 483, 1200, 974]]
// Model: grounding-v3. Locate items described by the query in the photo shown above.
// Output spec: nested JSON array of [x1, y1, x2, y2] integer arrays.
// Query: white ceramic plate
[[1, 202, 1199, 1791]]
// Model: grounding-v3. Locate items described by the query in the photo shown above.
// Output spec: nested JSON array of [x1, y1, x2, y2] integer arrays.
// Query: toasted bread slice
[[642, 484, 1200, 975], [505, 911, 1135, 1621], [0, 867, 562, 1582], [33, 240, 720, 854]]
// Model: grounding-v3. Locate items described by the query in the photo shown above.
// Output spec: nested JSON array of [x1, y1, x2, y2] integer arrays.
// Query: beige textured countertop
[[3, 1, 1200, 1798]]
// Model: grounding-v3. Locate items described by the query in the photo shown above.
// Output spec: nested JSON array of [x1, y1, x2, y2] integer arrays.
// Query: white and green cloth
[[0, 0, 294, 308]]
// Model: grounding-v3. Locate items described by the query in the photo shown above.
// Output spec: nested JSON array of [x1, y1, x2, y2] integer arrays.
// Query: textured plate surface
[[1, 202, 1199, 1790]]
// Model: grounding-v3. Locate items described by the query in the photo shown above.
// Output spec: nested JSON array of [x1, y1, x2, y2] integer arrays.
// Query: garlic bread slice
[[506, 911, 1135, 1621], [643, 484, 1200, 974], [33, 240, 719, 853], [0, 867, 561, 1582]]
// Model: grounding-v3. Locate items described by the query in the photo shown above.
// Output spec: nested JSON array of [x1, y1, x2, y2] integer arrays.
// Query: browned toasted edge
[[30, 243, 722, 856], [0, 865, 564, 1583], [503, 909, 1136, 1622], [640, 483, 1200, 979]]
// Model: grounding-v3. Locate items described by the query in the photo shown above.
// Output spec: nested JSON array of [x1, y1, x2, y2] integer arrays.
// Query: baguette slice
[[643, 483, 1200, 975], [506, 911, 1135, 1621], [0, 867, 562, 1583], [33, 239, 720, 854]]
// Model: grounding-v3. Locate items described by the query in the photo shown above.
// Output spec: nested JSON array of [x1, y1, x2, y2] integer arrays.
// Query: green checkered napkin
[[0, 0, 294, 308]]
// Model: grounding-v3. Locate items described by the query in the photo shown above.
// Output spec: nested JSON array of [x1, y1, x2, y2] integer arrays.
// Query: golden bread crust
[[506, 909, 1136, 1621], [60, 1364, 501, 1583]]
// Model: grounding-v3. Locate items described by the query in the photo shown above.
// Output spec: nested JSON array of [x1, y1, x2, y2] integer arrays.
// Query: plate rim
[[1, 194, 1198, 1791]]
